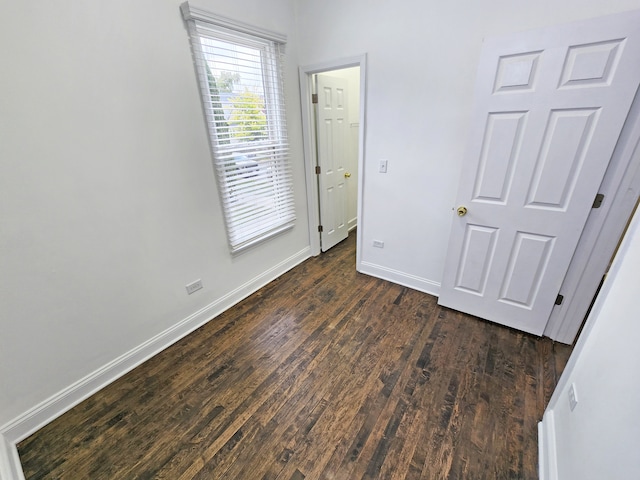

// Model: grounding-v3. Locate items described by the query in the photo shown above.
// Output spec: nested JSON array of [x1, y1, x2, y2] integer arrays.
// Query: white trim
[[298, 69, 320, 256], [544, 87, 640, 344], [0, 246, 310, 479], [0, 434, 23, 480], [359, 261, 441, 297], [537, 422, 545, 480], [538, 412, 558, 480], [0, 435, 9, 480], [180, 2, 286, 43], [299, 55, 367, 259]]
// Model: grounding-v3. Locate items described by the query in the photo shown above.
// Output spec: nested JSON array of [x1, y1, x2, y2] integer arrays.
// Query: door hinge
[[315, 165, 321, 175], [312, 93, 318, 104], [555, 294, 564, 306], [318, 225, 323, 233], [592, 193, 605, 208]]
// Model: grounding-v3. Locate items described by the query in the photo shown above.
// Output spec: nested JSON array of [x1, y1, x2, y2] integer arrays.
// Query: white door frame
[[544, 86, 640, 344], [299, 55, 367, 263]]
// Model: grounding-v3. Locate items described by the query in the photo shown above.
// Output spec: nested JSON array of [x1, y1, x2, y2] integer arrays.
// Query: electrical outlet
[[568, 383, 578, 411], [379, 159, 388, 173], [186, 279, 203, 295], [373, 240, 384, 248]]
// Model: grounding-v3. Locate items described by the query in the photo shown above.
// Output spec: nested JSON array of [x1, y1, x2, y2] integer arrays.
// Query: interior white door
[[316, 74, 349, 252], [438, 11, 640, 335]]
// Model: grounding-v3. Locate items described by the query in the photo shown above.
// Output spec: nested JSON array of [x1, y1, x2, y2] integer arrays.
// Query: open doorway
[[299, 56, 366, 259]]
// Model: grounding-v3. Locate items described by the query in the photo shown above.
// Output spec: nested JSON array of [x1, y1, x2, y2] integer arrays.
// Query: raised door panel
[[317, 74, 349, 252], [439, 10, 640, 335]]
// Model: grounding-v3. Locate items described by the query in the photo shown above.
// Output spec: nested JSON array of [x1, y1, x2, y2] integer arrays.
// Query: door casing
[[299, 55, 367, 266], [544, 86, 640, 344]]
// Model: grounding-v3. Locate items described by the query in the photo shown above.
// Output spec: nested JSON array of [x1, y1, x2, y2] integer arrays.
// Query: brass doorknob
[[344, 172, 351, 178], [456, 206, 468, 217]]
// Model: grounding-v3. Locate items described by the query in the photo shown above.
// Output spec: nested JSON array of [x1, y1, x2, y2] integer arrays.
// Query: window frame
[[181, 3, 295, 253]]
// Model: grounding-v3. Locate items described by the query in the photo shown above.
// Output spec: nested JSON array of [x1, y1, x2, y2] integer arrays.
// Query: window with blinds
[[181, 4, 295, 253]]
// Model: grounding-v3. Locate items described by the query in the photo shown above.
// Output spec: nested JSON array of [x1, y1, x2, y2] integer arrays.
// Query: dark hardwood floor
[[18, 233, 572, 479]]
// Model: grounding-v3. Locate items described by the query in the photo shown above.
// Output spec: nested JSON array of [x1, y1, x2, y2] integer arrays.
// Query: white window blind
[[182, 3, 295, 253]]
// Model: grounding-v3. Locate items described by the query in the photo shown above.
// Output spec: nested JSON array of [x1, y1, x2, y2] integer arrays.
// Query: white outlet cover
[[186, 279, 203, 295]]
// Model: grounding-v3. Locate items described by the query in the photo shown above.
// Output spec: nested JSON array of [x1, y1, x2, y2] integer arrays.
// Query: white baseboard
[[538, 411, 558, 480], [358, 261, 441, 297], [0, 434, 23, 480], [0, 246, 311, 480]]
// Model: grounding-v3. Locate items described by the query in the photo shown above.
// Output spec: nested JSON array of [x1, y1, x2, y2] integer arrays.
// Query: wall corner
[[0, 432, 23, 480]]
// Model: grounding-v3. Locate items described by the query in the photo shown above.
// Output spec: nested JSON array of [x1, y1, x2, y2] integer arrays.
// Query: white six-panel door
[[316, 74, 349, 252], [438, 11, 640, 335]]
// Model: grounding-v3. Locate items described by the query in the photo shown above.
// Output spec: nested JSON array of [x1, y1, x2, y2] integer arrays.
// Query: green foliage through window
[[228, 90, 267, 142]]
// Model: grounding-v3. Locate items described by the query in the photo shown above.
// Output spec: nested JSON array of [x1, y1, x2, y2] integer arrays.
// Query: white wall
[[539, 207, 640, 479], [295, 0, 640, 295], [0, 0, 307, 434]]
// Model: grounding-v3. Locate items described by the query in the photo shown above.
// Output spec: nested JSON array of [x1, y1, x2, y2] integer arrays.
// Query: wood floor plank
[[233, 286, 391, 479], [200, 283, 389, 479], [272, 284, 418, 480], [18, 233, 572, 479]]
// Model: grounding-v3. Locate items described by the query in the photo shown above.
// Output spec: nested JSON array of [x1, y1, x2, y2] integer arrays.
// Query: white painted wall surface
[[295, 0, 640, 296], [0, 0, 307, 432], [540, 207, 640, 479]]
